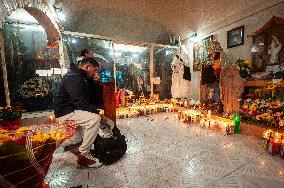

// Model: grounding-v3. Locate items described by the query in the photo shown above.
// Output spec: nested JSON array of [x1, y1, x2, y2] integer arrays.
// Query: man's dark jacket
[[54, 66, 99, 118]]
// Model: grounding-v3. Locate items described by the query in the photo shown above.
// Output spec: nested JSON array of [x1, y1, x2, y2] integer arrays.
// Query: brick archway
[[0, 0, 61, 45], [0, 1, 65, 106]]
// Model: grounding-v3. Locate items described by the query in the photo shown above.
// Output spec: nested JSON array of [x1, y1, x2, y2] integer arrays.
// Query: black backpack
[[91, 126, 127, 165]]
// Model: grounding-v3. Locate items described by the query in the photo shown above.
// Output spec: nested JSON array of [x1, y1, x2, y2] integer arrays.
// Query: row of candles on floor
[[177, 109, 240, 135], [263, 130, 284, 158], [116, 104, 178, 119]]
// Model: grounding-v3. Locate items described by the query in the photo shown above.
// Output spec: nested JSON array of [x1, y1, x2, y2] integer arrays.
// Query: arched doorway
[[0, 1, 61, 48], [0, 1, 63, 111]]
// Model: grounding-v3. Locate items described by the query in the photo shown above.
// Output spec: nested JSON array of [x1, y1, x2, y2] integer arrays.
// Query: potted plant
[[0, 107, 22, 130]]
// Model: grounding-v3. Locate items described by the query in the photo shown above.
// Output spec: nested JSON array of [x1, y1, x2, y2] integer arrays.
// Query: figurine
[[137, 76, 144, 92], [268, 36, 282, 65]]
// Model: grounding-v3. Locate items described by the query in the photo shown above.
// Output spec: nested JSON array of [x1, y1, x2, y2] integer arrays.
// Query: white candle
[[200, 119, 205, 127], [207, 110, 211, 119], [49, 115, 55, 122], [184, 100, 188, 107], [210, 120, 215, 129], [222, 122, 228, 135], [205, 121, 210, 129]]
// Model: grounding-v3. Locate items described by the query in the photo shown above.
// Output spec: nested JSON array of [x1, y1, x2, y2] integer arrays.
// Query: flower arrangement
[[0, 121, 76, 187], [240, 82, 284, 129], [0, 107, 22, 130], [0, 127, 67, 146], [0, 107, 22, 121], [236, 59, 252, 79], [18, 77, 50, 99]]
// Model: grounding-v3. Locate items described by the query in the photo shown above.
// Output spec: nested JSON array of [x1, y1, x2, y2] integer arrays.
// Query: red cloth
[[115, 92, 120, 108]]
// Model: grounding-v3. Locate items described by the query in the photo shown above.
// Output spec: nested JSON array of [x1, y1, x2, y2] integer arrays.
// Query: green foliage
[[0, 107, 22, 121]]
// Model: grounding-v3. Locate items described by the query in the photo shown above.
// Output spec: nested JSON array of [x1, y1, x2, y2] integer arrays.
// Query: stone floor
[[45, 113, 284, 188]]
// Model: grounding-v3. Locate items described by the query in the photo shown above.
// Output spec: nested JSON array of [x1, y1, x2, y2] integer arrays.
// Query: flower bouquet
[[236, 59, 252, 80], [0, 107, 22, 130], [240, 82, 284, 129], [18, 77, 52, 111], [18, 77, 50, 99], [0, 120, 76, 188]]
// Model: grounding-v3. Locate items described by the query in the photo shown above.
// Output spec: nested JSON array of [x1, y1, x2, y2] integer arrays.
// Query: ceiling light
[[132, 54, 139, 58], [57, 11, 66, 21], [166, 50, 172, 55], [113, 43, 146, 53], [53, 4, 65, 21]]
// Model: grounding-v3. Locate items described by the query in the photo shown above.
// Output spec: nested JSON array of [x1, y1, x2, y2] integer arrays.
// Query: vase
[[0, 141, 56, 187]]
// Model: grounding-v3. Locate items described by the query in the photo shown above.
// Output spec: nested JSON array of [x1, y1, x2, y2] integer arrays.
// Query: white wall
[[185, 1, 284, 100], [67, 7, 172, 44]]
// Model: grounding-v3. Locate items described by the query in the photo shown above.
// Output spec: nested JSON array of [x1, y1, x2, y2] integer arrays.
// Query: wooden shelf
[[244, 80, 284, 88]]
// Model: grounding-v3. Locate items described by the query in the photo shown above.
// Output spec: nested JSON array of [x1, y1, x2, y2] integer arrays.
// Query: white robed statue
[[171, 46, 191, 98], [267, 36, 282, 73]]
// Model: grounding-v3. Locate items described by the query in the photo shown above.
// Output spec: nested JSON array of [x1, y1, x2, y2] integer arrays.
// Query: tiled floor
[[45, 113, 284, 188]]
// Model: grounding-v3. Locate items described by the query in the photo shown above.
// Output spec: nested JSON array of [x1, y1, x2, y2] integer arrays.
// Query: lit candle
[[222, 122, 228, 135], [49, 115, 55, 122], [200, 119, 205, 127], [184, 100, 188, 107], [211, 120, 216, 129], [205, 121, 210, 129], [143, 107, 146, 115], [207, 110, 211, 119], [233, 115, 241, 134]]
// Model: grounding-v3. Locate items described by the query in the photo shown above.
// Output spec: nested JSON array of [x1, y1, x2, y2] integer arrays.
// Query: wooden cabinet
[[102, 82, 116, 125]]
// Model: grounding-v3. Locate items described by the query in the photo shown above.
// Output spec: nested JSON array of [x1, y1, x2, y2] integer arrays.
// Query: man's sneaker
[[61, 138, 82, 148], [77, 153, 103, 168]]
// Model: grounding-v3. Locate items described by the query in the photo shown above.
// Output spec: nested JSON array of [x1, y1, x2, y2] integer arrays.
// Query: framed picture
[[227, 26, 244, 48], [193, 35, 213, 71]]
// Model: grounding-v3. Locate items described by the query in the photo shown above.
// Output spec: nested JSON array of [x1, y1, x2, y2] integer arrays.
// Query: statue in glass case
[[268, 36, 282, 65]]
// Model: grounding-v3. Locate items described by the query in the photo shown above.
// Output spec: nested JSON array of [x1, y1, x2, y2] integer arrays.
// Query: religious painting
[[227, 26, 244, 48], [193, 35, 213, 71]]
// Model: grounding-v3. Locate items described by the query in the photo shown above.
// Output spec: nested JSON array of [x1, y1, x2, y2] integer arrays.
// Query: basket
[[0, 120, 76, 188]]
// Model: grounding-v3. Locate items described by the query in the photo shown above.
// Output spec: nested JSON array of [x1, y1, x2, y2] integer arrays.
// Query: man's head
[[78, 57, 100, 80], [80, 49, 93, 58]]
